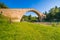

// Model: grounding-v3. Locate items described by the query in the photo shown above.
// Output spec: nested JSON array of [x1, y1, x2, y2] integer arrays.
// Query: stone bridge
[[0, 8, 46, 22]]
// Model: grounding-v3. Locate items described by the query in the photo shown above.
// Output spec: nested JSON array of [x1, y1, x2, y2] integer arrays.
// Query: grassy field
[[0, 15, 60, 40], [0, 22, 60, 40]]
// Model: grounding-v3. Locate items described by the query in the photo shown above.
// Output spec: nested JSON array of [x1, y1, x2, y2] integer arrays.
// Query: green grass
[[0, 22, 60, 40], [0, 15, 60, 40]]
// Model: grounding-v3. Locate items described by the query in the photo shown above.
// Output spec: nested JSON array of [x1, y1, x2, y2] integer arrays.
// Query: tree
[[45, 6, 60, 22], [28, 14, 32, 21], [0, 2, 8, 8], [21, 15, 29, 21], [44, 11, 47, 15], [54, 7, 60, 20]]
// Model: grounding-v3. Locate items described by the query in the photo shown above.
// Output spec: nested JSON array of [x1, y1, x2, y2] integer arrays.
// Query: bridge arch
[[20, 9, 44, 22]]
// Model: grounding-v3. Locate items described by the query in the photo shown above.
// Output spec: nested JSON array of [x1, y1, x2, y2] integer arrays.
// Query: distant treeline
[[44, 6, 60, 22], [21, 15, 39, 22]]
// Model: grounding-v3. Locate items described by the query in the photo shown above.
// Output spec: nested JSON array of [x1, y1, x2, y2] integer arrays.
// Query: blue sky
[[0, 0, 60, 16]]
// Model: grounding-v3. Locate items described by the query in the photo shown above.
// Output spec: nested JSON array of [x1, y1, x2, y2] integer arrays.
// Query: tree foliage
[[0, 2, 8, 8], [21, 15, 38, 22], [45, 6, 60, 22]]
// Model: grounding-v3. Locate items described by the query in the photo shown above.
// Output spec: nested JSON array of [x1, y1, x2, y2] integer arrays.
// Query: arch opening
[[21, 10, 42, 22]]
